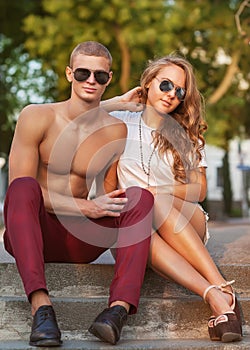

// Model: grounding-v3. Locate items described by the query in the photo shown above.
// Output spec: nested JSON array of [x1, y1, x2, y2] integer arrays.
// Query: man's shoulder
[[107, 112, 127, 131], [21, 102, 57, 114], [98, 109, 127, 138], [18, 102, 59, 124]]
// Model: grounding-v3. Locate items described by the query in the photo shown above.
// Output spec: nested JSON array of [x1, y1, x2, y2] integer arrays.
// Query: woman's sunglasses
[[155, 77, 186, 101], [72, 68, 110, 85]]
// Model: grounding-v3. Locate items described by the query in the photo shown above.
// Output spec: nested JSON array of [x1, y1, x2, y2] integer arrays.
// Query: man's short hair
[[69, 41, 112, 68]]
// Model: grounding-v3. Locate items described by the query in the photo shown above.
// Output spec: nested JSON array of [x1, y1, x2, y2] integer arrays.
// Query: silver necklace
[[139, 117, 156, 187]]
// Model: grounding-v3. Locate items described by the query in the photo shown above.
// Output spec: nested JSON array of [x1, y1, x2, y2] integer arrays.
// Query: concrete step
[[1, 263, 250, 298], [0, 263, 249, 343]]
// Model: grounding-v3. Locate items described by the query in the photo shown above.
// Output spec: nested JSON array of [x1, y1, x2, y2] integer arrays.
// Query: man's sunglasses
[[72, 68, 110, 85], [156, 77, 186, 101]]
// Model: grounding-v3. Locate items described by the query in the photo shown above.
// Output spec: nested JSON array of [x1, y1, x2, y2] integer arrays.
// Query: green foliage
[[205, 93, 246, 149], [0, 34, 57, 156], [23, 0, 175, 97]]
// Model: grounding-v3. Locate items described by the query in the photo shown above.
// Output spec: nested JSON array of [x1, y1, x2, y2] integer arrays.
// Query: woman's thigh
[[153, 194, 206, 240]]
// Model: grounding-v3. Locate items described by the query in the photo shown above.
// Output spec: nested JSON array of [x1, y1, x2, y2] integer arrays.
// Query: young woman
[[106, 55, 243, 343]]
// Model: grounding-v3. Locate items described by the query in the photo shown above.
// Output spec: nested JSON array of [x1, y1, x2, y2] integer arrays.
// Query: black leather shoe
[[29, 305, 62, 347], [88, 305, 128, 345]]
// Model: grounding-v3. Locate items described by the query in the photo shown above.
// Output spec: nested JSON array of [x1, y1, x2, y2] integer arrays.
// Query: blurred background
[[0, 0, 249, 222]]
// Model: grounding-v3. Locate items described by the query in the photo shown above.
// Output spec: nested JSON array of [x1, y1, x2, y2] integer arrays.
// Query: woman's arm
[[101, 87, 143, 112], [148, 168, 207, 203]]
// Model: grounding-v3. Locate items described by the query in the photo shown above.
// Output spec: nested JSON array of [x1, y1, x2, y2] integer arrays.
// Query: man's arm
[[42, 185, 127, 218], [8, 105, 47, 183], [85, 122, 128, 217]]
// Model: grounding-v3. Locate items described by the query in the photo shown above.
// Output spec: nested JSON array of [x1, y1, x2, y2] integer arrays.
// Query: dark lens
[[94, 71, 110, 85], [74, 68, 91, 82], [159, 80, 174, 92], [176, 87, 186, 101]]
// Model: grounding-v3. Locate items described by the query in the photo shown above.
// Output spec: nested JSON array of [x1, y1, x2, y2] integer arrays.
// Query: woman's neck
[[142, 109, 164, 129]]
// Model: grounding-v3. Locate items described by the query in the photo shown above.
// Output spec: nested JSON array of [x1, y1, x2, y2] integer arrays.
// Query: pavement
[[0, 217, 250, 265]]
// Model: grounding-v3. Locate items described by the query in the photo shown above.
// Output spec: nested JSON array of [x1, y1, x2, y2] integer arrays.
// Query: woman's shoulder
[[110, 110, 142, 124]]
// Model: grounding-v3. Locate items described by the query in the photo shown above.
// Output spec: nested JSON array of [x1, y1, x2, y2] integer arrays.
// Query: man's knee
[[6, 177, 41, 202], [125, 186, 154, 214]]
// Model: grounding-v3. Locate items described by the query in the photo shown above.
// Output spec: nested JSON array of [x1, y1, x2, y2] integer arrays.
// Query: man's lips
[[82, 86, 97, 93]]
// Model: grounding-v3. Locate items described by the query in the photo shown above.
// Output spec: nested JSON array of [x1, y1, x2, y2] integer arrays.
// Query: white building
[[205, 139, 250, 219]]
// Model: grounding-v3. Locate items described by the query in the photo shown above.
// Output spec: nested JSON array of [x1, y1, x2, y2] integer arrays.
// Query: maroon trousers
[[3, 177, 154, 314]]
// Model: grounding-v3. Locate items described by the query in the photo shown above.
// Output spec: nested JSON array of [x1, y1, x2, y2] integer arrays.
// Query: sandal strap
[[218, 280, 236, 310], [203, 280, 235, 304], [218, 280, 235, 291], [203, 285, 219, 303]]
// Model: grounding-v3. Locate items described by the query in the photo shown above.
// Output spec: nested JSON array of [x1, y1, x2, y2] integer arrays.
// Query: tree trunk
[[222, 151, 233, 216], [207, 51, 240, 105], [114, 26, 131, 93]]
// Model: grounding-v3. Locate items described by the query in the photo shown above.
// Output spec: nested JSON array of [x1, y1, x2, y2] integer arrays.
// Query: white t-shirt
[[111, 110, 207, 189]]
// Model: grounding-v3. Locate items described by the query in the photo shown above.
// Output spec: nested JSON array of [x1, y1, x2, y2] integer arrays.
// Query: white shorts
[[198, 204, 210, 245]]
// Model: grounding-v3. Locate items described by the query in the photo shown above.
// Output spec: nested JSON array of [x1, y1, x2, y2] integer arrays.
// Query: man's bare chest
[[39, 124, 117, 178]]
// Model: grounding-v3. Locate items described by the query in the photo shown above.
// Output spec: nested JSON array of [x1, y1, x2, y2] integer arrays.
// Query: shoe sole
[[29, 339, 62, 347], [89, 322, 117, 345], [221, 332, 242, 343]]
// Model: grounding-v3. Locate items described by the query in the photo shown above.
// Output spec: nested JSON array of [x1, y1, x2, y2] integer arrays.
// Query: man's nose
[[86, 72, 96, 83]]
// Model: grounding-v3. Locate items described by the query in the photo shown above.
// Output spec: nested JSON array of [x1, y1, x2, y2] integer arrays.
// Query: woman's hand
[[101, 87, 143, 112], [118, 87, 143, 111], [119, 86, 142, 105]]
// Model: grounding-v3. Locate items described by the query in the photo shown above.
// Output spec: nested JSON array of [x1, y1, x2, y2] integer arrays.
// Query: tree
[[23, 0, 173, 98], [0, 0, 54, 157], [159, 0, 249, 145], [222, 151, 233, 216], [22, 0, 249, 140]]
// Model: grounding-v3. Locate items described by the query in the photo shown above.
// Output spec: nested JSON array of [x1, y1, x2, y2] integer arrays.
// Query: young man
[[3, 41, 154, 347]]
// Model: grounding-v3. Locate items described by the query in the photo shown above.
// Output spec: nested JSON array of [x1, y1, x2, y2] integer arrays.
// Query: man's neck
[[63, 98, 106, 132], [65, 98, 100, 121]]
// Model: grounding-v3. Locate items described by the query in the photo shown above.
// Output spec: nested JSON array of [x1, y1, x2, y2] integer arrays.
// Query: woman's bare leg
[[150, 232, 234, 316], [152, 194, 234, 314], [150, 232, 209, 295]]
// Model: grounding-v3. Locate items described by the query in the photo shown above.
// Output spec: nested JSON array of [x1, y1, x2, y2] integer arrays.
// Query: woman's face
[[146, 63, 186, 115]]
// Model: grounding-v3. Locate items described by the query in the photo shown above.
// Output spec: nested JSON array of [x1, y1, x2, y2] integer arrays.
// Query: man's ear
[[65, 66, 73, 83], [106, 71, 113, 86]]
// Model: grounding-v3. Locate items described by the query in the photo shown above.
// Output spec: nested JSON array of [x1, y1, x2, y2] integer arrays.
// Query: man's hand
[[83, 189, 128, 218]]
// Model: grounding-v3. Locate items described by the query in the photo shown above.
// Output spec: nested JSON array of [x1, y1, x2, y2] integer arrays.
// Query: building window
[[216, 167, 223, 187]]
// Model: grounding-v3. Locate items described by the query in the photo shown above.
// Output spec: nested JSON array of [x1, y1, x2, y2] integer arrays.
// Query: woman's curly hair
[[140, 54, 207, 183]]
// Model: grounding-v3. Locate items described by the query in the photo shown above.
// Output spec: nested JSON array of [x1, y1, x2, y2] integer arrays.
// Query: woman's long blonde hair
[[140, 55, 207, 183]]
